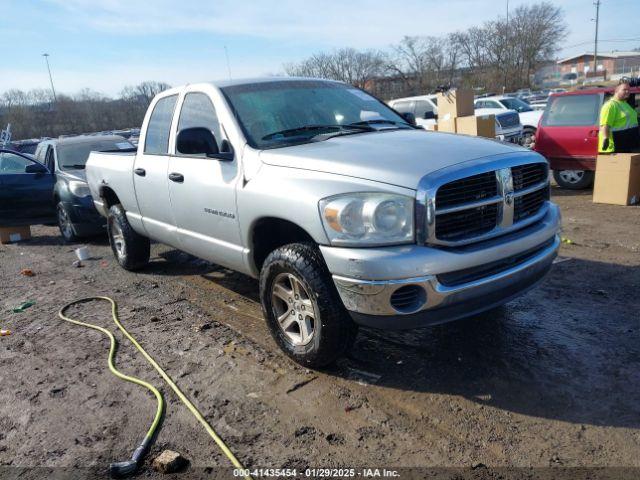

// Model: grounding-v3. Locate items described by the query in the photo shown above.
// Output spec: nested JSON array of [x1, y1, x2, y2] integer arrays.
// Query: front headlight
[[319, 193, 414, 246], [69, 181, 91, 198]]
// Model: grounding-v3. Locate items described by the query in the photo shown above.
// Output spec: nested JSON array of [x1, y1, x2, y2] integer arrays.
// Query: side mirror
[[423, 111, 436, 120], [176, 127, 234, 161], [401, 112, 417, 126], [25, 163, 49, 174]]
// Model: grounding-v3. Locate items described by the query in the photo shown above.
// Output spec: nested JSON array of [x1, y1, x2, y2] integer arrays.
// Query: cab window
[[144, 95, 178, 155], [177, 92, 222, 151], [414, 100, 434, 119]]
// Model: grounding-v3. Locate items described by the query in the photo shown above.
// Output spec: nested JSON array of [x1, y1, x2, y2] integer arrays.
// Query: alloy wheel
[[271, 272, 317, 346]]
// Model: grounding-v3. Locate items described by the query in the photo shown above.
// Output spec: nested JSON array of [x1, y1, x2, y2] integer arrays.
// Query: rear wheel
[[553, 169, 594, 190], [259, 243, 357, 368], [107, 204, 150, 271], [57, 202, 78, 243]]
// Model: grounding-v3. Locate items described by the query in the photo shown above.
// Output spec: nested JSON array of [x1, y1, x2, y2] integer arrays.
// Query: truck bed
[[85, 151, 138, 217]]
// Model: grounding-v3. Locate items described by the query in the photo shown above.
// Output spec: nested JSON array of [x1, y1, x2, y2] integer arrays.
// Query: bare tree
[[285, 48, 386, 88]]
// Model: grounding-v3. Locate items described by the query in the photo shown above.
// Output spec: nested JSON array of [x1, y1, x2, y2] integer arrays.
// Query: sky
[[1, 0, 639, 97]]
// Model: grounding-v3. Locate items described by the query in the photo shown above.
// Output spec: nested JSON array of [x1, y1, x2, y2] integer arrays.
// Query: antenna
[[224, 46, 232, 80]]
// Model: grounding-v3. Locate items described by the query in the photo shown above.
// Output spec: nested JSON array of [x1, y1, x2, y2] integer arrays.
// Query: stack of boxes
[[436, 89, 496, 139]]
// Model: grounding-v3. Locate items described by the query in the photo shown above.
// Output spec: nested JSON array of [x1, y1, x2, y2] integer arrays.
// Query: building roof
[[557, 51, 640, 64]]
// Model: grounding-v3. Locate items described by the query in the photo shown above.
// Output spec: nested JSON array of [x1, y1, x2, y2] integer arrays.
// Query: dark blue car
[[0, 149, 56, 227]]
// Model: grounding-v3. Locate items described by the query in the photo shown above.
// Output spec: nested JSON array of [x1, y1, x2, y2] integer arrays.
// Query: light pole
[[42, 53, 57, 103]]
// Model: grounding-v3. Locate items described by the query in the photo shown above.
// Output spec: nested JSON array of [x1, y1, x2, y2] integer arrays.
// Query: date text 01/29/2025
[[233, 468, 400, 477]]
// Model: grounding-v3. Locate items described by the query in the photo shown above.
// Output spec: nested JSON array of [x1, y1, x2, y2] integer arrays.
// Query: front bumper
[[65, 197, 106, 235], [321, 203, 560, 330]]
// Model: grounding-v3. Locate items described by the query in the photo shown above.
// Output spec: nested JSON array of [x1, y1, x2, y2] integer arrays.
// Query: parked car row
[[388, 94, 525, 144]]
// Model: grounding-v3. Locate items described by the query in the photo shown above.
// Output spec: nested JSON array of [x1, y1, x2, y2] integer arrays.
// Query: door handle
[[168, 172, 184, 183], [134, 168, 146, 177]]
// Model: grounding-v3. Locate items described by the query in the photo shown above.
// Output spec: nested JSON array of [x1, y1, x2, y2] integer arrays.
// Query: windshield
[[221, 80, 411, 149], [500, 97, 533, 113], [57, 138, 133, 170]]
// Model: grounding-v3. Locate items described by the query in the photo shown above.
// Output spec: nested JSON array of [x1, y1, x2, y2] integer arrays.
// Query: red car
[[534, 86, 640, 189]]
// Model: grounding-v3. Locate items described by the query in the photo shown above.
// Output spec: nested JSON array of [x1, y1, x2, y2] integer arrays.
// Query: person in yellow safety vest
[[599, 80, 639, 154]]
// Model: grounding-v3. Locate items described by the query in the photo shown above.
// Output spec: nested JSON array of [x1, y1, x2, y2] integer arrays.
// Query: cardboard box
[[424, 123, 438, 131], [437, 118, 456, 133], [455, 115, 496, 138], [0, 225, 32, 244], [436, 89, 475, 119], [593, 153, 640, 205]]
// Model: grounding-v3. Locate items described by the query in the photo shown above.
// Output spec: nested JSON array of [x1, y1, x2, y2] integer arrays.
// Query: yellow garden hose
[[58, 296, 245, 477]]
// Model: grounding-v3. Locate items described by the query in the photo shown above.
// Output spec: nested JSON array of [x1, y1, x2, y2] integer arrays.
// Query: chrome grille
[[435, 171, 498, 209], [436, 204, 499, 241], [512, 163, 548, 191], [496, 112, 519, 128], [424, 161, 550, 246], [514, 186, 548, 222]]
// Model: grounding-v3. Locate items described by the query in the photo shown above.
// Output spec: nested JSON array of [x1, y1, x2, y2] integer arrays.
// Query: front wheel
[[57, 202, 78, 243], [259, 243, 357, 368], [107, 204, 150, 271], [553, 170, 594, 190]]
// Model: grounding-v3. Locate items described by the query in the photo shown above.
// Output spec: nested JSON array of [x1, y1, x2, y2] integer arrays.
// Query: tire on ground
[[107, 204, 150, 271], [552, 170, 594, 190], [57, 202, 78, 243], [259, 242, 357, 368]]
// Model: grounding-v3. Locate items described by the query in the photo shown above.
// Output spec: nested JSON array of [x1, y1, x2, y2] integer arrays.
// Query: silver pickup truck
[[86, 78, 561, 367]]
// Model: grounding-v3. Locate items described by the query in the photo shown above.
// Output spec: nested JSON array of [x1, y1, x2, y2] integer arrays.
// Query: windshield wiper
[[262, 124, 374, 140], [347, 119, 413, 128], [62, 164, 86, 169]]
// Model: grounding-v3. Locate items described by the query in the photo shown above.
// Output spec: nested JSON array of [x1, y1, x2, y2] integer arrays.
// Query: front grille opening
[[436, 171, 498, 209], [436, 238, 555, 287], [436, 203, 498, 241], [389, 285, 427, 314], [514, 187, 547, 222], [512, 163, 548, 191]]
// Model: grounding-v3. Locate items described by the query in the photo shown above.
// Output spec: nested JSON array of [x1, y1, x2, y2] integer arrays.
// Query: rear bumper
[[322, 203, 561, 330]]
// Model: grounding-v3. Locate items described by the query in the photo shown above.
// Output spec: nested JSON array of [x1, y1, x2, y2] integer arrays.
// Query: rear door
[[536, 93, 602, 162], [0, 151, 56, 226], [133, 93, 180, 246]]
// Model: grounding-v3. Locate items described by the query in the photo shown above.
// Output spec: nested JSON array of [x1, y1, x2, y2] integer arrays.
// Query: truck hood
[[259, 129, 529, 190], [60, 170, 87, 182]]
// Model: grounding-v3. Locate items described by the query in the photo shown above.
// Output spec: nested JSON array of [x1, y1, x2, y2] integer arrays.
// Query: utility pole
[[593, 0, 600, 75], [503, 0, 509, 93], [42, 53, 57, 103]]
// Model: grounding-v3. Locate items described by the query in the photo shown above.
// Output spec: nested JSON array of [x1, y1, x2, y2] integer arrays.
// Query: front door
[[0, 151, 56, 226], [167, 90, 243, 270], [133, 94, 180, 246]]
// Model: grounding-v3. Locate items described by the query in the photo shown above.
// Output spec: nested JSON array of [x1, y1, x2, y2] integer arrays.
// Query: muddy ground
[[1, 186, 639, 479]]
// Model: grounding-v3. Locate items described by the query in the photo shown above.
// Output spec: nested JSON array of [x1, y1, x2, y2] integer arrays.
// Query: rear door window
[[144, 95, 178, 154], [542, 94, 601, 127]]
